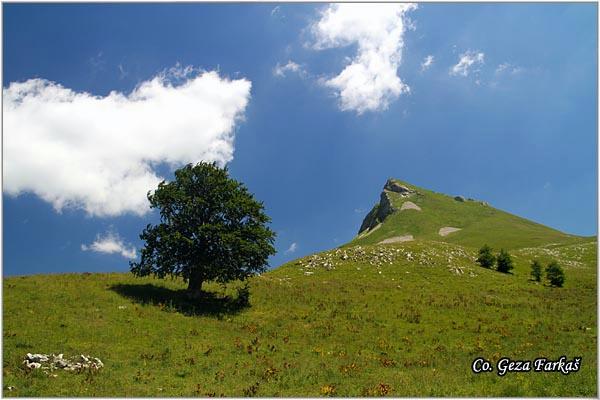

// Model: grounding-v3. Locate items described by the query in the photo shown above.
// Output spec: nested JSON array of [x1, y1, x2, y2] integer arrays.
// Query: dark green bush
[[546, 261, 565, 287], [530, 260, 543, 282], [476, 245, 496, 269], [496, 249, 514, 273]]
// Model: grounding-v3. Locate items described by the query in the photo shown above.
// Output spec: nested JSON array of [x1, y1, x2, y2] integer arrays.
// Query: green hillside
[[351, 178, 588, 250], [3, 180, 597, 397]]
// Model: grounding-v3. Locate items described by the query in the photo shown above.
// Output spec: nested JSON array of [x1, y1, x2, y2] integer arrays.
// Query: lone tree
[[476, 245, 496, 269], [545, 261, 565, 287], [130, 162, 276, 299], [530, 260, 543, 282], [496, 249, 514, 274]]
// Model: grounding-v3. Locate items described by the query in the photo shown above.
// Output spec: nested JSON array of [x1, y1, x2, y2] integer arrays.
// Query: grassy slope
[[3, 239, 597, 396], [350, 179, 588, 250]]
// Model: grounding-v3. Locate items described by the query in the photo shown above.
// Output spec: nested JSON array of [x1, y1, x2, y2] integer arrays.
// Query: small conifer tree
[[476, 245, 496, 269], [496, 249, 514, 273], [530, 260, 543, 282], [545, 261, 565, 287]]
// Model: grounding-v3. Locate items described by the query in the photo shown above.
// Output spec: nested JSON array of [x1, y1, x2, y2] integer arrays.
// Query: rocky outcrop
[[359, 204, 380, 233], [377, 191, 395, 221], [359, 191, 395, 234], [384, 179, 415, 197], [454, 195, 465, 202], [358, 179, 418, 234]]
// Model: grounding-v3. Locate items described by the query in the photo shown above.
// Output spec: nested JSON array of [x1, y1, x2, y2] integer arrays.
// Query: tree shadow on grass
[[109, 283, 249, 317]]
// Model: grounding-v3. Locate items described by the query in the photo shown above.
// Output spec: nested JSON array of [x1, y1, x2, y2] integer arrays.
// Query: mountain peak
[[354, 178, 582, 250]]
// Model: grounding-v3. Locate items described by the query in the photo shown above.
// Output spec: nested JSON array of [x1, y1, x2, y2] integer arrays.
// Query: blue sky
[[3, 3, 597, 276]]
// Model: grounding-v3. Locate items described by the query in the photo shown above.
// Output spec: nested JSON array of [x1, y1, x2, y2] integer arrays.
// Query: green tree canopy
[[530, 260, 543, 282], [476, 244, 496, 269], [496, 249, 514, 274], [130, 162, 276, 298], [546, 261, 565, 288]]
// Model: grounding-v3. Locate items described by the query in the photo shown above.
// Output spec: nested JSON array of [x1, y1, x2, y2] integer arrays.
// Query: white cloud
[[421, 55, 434, 71], [450, 50, 485, 77], [285, 242, 298, 254], [117, 64, 128, 79], [273, 60, 305, 78], [271, 6, 282, 17], [3, 66, 251, 217], [311, 3, 417, 114], [495, 62, 522, 75], [81, 231, 136, 259], [88, 51, 106, 74]]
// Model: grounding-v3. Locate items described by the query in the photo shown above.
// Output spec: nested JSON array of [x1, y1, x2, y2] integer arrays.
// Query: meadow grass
[[3, 239, 596, 396]]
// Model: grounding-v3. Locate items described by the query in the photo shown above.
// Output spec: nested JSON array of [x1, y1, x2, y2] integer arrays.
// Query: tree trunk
[[186, 271, 203, 300]]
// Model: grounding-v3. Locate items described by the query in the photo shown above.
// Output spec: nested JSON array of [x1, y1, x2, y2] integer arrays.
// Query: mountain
[[3, 179, 596, 396], [351, 178, 587, 250]]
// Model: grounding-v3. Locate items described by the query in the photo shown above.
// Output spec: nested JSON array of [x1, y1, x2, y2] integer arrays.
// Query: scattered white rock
[[22, 353, 103, 373], [26, 353, 49, 363], [22, 361, 41, 369], [294, 241, 478, 278]]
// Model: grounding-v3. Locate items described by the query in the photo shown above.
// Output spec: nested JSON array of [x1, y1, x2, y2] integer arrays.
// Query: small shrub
[[476, 245, 496, 269], [530, 260, 543, 282], [362, 383, 392, 396], [546, 261, 565, 287], [379, 356, 396, 367], [496, 249, 514, 273], [339, 362, 358, 374], [236, 283, 251, 307], [320, 384, 336, 397], [242, 382, 260, 397]]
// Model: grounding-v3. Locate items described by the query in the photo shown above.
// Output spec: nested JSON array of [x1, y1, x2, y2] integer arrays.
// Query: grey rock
[[23, 360, 41, 369], [358, 179, 419, 234], [384, 179, 415, 197], [26, 353, 49, 363], [454, 195, 465, 202], [376, 191, 396, 222], [22, 353, 103, 373], [358, 191, 397, 234], [358, 204, 380, 234]]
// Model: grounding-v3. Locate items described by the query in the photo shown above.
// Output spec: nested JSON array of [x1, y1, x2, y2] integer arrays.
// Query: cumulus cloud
[[273, 60, 305, 78], [450, 50, 485, 77], [421, 55, 434, 71], [285, 242, 298, 254], [3, 66, 251, 217], [81, 231, 136, 259], [311, 3, 417, 114]]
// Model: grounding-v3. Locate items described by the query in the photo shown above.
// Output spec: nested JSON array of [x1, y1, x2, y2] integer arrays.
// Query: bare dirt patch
[[438, 227, 462, 236], [378, 235, 414, 244], [400, 201, 421, 211]]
